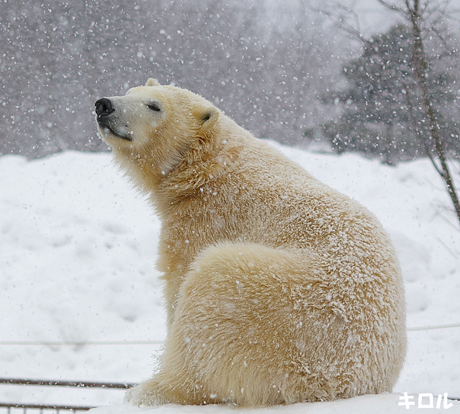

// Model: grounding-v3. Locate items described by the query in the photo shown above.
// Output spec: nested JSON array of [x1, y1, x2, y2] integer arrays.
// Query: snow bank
[[89, 394, 460, 414], [1, 143, 459, 410]]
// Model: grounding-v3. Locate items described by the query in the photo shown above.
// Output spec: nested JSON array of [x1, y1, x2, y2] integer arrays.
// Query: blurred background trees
[[0, 0, 342, 158], [313, 0, 460, 224], [1, 0, 459, 167], [315, 23, 460, 165]]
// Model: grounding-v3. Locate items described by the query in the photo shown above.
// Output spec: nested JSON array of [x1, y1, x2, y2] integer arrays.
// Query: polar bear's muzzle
[[95, 98, 133, 141]]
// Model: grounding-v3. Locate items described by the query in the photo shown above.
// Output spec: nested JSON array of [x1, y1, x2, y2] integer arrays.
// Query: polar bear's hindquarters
[[126, 243, 401, 406]]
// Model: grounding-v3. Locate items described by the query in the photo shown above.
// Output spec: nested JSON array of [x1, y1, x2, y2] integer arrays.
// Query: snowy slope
[[1, 143, 459, 411]]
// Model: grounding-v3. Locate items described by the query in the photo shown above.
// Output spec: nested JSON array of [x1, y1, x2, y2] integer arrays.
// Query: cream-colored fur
[[96, 79, 406, 407]]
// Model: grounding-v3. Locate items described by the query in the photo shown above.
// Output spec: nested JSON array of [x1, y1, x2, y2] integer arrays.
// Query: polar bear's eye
[[147, 102, 161, 112]]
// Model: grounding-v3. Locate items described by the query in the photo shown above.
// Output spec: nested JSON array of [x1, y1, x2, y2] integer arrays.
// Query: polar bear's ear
[[197, 107, 219, 132], [146, 78, 160, 87]]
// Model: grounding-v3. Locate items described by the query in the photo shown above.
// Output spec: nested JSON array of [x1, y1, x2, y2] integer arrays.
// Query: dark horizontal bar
[[0, 379, 135, 389], [0, 340, 163, 346], [0, 403, 92, 411]]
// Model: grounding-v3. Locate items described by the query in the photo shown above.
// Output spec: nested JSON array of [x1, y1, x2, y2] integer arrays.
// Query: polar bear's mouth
[[95, 98, 134, 142], [98, 121, 133, 142]]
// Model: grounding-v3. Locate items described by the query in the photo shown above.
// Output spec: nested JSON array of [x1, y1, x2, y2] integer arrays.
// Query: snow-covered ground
[[1, 142, 459, 412]]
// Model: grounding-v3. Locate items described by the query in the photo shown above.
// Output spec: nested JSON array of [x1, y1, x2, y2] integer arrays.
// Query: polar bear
[[95, 78, 406, 407]]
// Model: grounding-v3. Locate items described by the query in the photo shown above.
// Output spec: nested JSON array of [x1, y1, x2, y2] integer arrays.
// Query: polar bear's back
[[219, 129, 398, 266]]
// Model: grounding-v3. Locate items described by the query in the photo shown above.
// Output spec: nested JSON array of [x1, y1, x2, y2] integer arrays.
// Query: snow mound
[[0, 144, 459, 409]]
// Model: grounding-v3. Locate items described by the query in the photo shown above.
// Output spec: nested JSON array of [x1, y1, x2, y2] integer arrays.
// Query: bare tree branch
[[404, 84, 444, 175], [314, 3, 367, 46], [376, 0, 409, 16]]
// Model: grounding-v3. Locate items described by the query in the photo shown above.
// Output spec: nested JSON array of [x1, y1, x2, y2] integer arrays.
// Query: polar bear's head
[[95, 78, 220, 177]]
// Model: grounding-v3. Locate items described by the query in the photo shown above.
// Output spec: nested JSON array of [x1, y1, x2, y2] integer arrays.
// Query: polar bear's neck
[[112, 116, 247, 214]]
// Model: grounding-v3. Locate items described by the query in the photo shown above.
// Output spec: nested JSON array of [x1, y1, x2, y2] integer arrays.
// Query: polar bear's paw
[[124, 380, 167, 407]]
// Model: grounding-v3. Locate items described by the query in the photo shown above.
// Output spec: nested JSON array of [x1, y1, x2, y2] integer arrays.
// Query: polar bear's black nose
[[95, 98, 114, 117]]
